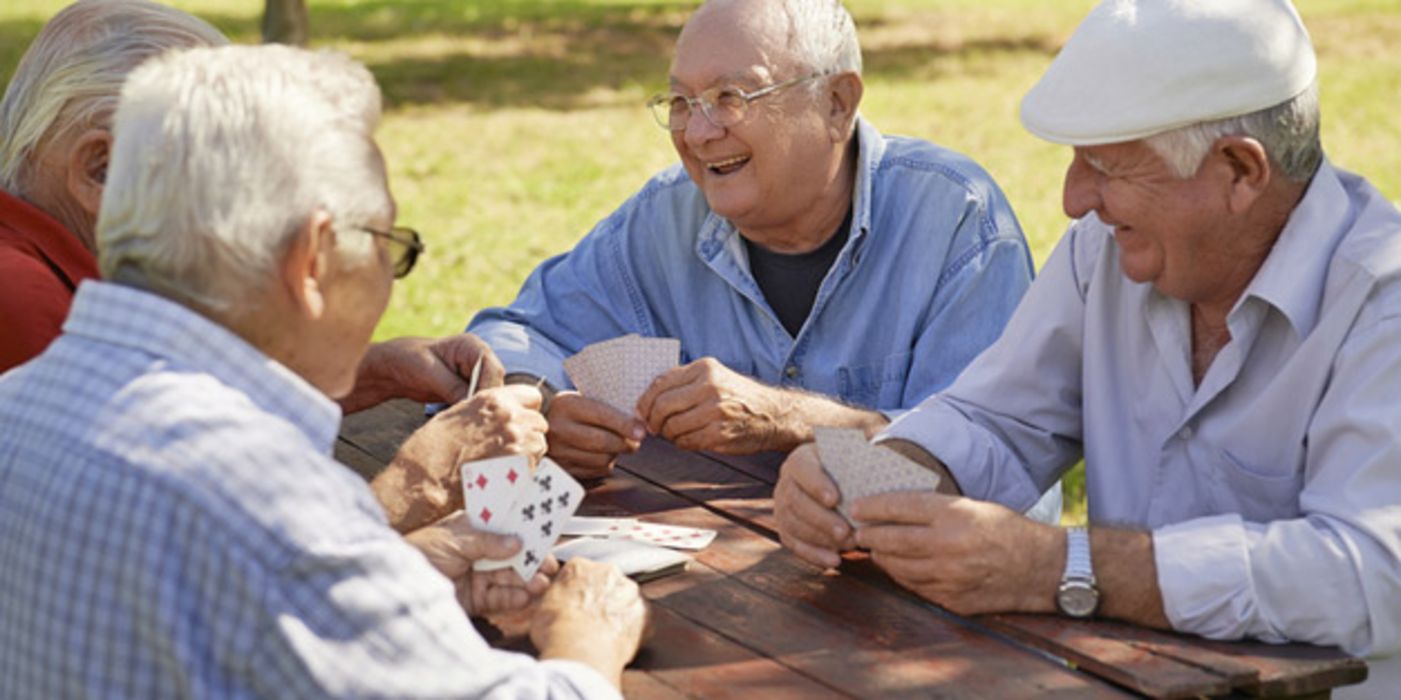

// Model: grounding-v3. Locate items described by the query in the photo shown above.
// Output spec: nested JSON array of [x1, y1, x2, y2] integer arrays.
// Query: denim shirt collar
[[1235, 160, 1349, 339], [62, 280, 342, 452]]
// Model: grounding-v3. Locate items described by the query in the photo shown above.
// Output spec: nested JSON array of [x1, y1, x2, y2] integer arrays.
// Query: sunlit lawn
[[5, 1, 1399, 522]]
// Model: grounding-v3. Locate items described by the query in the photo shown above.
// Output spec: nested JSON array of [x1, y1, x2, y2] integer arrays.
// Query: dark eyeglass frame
[[356, 225, 424, 278]]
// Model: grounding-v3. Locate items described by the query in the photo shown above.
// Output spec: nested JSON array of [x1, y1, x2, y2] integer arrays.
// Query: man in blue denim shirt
[[470, 0, 1057, 520]]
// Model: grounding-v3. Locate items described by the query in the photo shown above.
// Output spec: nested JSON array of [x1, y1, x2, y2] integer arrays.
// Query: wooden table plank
[[586, 471, 1130, 698]]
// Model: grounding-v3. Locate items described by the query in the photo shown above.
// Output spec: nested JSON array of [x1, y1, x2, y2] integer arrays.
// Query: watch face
[[1057, 581, 1099, 618]]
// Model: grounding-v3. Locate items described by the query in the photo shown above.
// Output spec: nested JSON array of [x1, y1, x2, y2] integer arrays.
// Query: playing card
[[461, 455, 532, 530], [563, 515, 639, 537], [466, 355, 483, 398], [495, 458, 585, 580], [608, 521, 716, 551], [553, 536, 690, 582], [565, 335, 680, 414], [814, 426, 942, 524]]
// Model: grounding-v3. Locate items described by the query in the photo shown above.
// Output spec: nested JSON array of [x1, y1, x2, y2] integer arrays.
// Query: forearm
[[340, 342, 397, 414], [370, 453, 455, 534], [1093, 527, 1171, 628], [771, 389, 888, 451]]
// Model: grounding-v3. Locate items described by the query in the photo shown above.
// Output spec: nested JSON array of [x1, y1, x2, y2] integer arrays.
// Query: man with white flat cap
[[774, 1, 1400, 695]]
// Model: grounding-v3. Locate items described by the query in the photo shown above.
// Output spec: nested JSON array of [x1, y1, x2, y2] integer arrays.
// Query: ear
[[1213, 136, 1271, 214], [65, 128, 110, 218], [281, 210, 335, 321], [825, 72, 864, 141]]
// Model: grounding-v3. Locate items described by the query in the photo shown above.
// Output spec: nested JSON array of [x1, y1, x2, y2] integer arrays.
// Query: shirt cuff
[[877, 398, 1043, 511], [1153, 514, 1281, 643], [536, 659, 622, 700]]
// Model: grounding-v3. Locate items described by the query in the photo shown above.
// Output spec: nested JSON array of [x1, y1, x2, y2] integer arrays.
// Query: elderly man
[[1, 0, 521, 535], [0, 44, 647, 697], [1, 0, 507, 417], [469, 0, 1058, 516], [776, 1, 1400, 696]]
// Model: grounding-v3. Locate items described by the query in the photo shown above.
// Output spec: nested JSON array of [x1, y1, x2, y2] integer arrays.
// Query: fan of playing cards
[[564, 334, 680, 414], [463, 455, 585, 580], [814, 426, 943, 524]]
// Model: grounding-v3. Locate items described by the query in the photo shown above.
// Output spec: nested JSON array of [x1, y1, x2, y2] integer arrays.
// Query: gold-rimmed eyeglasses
[[355, 225, 424, 278], [647, 73, 826, 132]]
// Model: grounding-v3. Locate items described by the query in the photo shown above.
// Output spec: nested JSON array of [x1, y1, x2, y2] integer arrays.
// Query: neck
[[18, 183, 97, 254], [740, 138, 857, 254]]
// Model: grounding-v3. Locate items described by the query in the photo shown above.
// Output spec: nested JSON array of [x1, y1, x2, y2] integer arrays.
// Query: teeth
[[708, 155, 748, 169]]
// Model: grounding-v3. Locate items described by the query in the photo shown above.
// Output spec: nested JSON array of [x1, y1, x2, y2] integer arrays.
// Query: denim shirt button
[[785, 365, 799, 378]]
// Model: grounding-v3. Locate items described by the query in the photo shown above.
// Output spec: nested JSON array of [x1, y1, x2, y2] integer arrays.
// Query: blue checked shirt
[[0, 281, 618, 699]]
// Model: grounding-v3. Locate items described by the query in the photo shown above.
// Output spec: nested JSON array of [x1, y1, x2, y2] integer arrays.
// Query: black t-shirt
[[744, 205, 853, 337]]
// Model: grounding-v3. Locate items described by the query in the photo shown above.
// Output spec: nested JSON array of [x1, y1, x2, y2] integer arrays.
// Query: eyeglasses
[[355, 225, 424, 278], [647, 73, 826, 132]]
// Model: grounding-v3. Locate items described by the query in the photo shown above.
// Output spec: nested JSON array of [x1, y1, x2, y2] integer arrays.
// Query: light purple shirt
[[882, 162, 1401, 697]]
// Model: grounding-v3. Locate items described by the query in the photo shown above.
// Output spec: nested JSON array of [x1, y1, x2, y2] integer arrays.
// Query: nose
[[680, 105, 724, 149], [1062, 152, 1103, 220]]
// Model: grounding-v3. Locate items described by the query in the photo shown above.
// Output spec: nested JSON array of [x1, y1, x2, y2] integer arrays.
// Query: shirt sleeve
[[879, 225, 1093, 511], [468, 211, 650, 391], [251, 533, 620, 699], [1154, 312, 1401, 657], [0, 248, 73, 373]]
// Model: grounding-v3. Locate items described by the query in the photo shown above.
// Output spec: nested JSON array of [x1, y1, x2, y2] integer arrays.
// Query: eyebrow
[[668, 69, 765, 92]]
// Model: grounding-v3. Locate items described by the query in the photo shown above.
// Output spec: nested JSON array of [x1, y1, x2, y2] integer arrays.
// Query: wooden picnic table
[[337, 400, 1368, 699]]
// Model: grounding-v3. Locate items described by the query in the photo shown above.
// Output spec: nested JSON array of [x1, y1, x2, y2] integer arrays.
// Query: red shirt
[[0, 188, 100, 373]]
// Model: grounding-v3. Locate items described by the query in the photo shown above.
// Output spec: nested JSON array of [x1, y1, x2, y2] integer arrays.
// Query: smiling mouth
[[706, 155, 750, 175]]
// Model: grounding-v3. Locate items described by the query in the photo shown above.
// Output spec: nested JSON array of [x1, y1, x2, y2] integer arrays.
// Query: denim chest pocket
[[1202, 441, 1305, 522], [838, 351, 912, 409]]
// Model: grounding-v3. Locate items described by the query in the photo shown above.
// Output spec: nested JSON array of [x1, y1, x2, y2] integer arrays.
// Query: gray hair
[[777, 0, 863, 77], [97, 45, 387, 314], [1145, 82, 1322, 183], [0, 0, 227, 194]]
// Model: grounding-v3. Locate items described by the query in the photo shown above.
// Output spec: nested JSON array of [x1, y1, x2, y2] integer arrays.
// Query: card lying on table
[[814, 426, 942, 525], [564, 334, 681, 414], [553, 536, 691, 583], [461, 455, 584, 580]]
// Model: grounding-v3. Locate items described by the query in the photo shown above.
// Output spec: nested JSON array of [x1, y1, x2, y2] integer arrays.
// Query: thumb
[[464, 530, 523, 562]]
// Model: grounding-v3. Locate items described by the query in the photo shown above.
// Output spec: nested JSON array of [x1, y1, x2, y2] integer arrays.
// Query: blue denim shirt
[[470, 118, 1034, 415]]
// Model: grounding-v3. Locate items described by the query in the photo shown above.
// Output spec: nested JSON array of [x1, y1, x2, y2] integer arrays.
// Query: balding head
[[679, 0, 861, 80]]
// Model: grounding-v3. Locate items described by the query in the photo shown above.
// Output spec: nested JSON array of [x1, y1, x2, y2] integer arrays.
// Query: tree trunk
[[262, 0, 309, 46]]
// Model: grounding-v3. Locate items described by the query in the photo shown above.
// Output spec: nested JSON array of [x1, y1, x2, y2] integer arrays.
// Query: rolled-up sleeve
[[1155, 313, 1401, 656], [469, 213, 649, 391]]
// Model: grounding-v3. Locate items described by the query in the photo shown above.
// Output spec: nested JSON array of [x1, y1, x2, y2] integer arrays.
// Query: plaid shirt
[[0, 281, 617, 699]]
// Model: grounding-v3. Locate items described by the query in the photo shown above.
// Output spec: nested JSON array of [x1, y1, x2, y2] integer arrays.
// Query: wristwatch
[[1056, 526, 1100, 618]]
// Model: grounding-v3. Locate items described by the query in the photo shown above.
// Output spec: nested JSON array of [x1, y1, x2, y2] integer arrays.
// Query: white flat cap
[[1020, 0, 1316, 145]]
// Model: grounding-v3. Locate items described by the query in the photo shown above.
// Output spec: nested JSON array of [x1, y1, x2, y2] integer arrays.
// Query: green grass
[[5, 1, 1399, 523]]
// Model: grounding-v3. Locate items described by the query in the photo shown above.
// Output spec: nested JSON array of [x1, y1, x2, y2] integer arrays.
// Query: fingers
[[487, 383, 544, 411], [849, 490, 954, 525], [546, 394, 643, 478], [853, 523, 937, 559], [775, 445, 852, 568], [635, 363, 702, 424], [465, 529, 524, 562], [432, 333, 507, 392]]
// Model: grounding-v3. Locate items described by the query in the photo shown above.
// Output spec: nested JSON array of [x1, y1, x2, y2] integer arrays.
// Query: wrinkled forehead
[[669, 0, 799, 92]]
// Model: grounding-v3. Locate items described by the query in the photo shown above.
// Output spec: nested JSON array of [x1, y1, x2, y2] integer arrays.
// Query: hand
[[375, 385, 547, 532], [531, 559, 649, 689], [774, 443, 854, 568], [545, 392, 645, 480], [404, 511, 557, 616], [343, 334, 505, 413], [637, 358, 795, 454], [851, 491, 1060, 616]]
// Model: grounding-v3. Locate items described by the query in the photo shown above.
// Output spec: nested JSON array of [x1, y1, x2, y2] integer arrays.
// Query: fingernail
[[631, 424, 645, 441], [833, 524, 846, 539]]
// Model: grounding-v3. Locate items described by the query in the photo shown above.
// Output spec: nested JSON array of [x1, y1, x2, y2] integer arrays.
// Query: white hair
[[97, 45, 387, 314], [1145, 82, 1322, 183], [0, 0, 227, 194], [777, 0, 863, 77]]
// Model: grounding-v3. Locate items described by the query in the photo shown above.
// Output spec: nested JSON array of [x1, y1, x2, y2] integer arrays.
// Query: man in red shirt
[[0, 1, 224, 372]]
